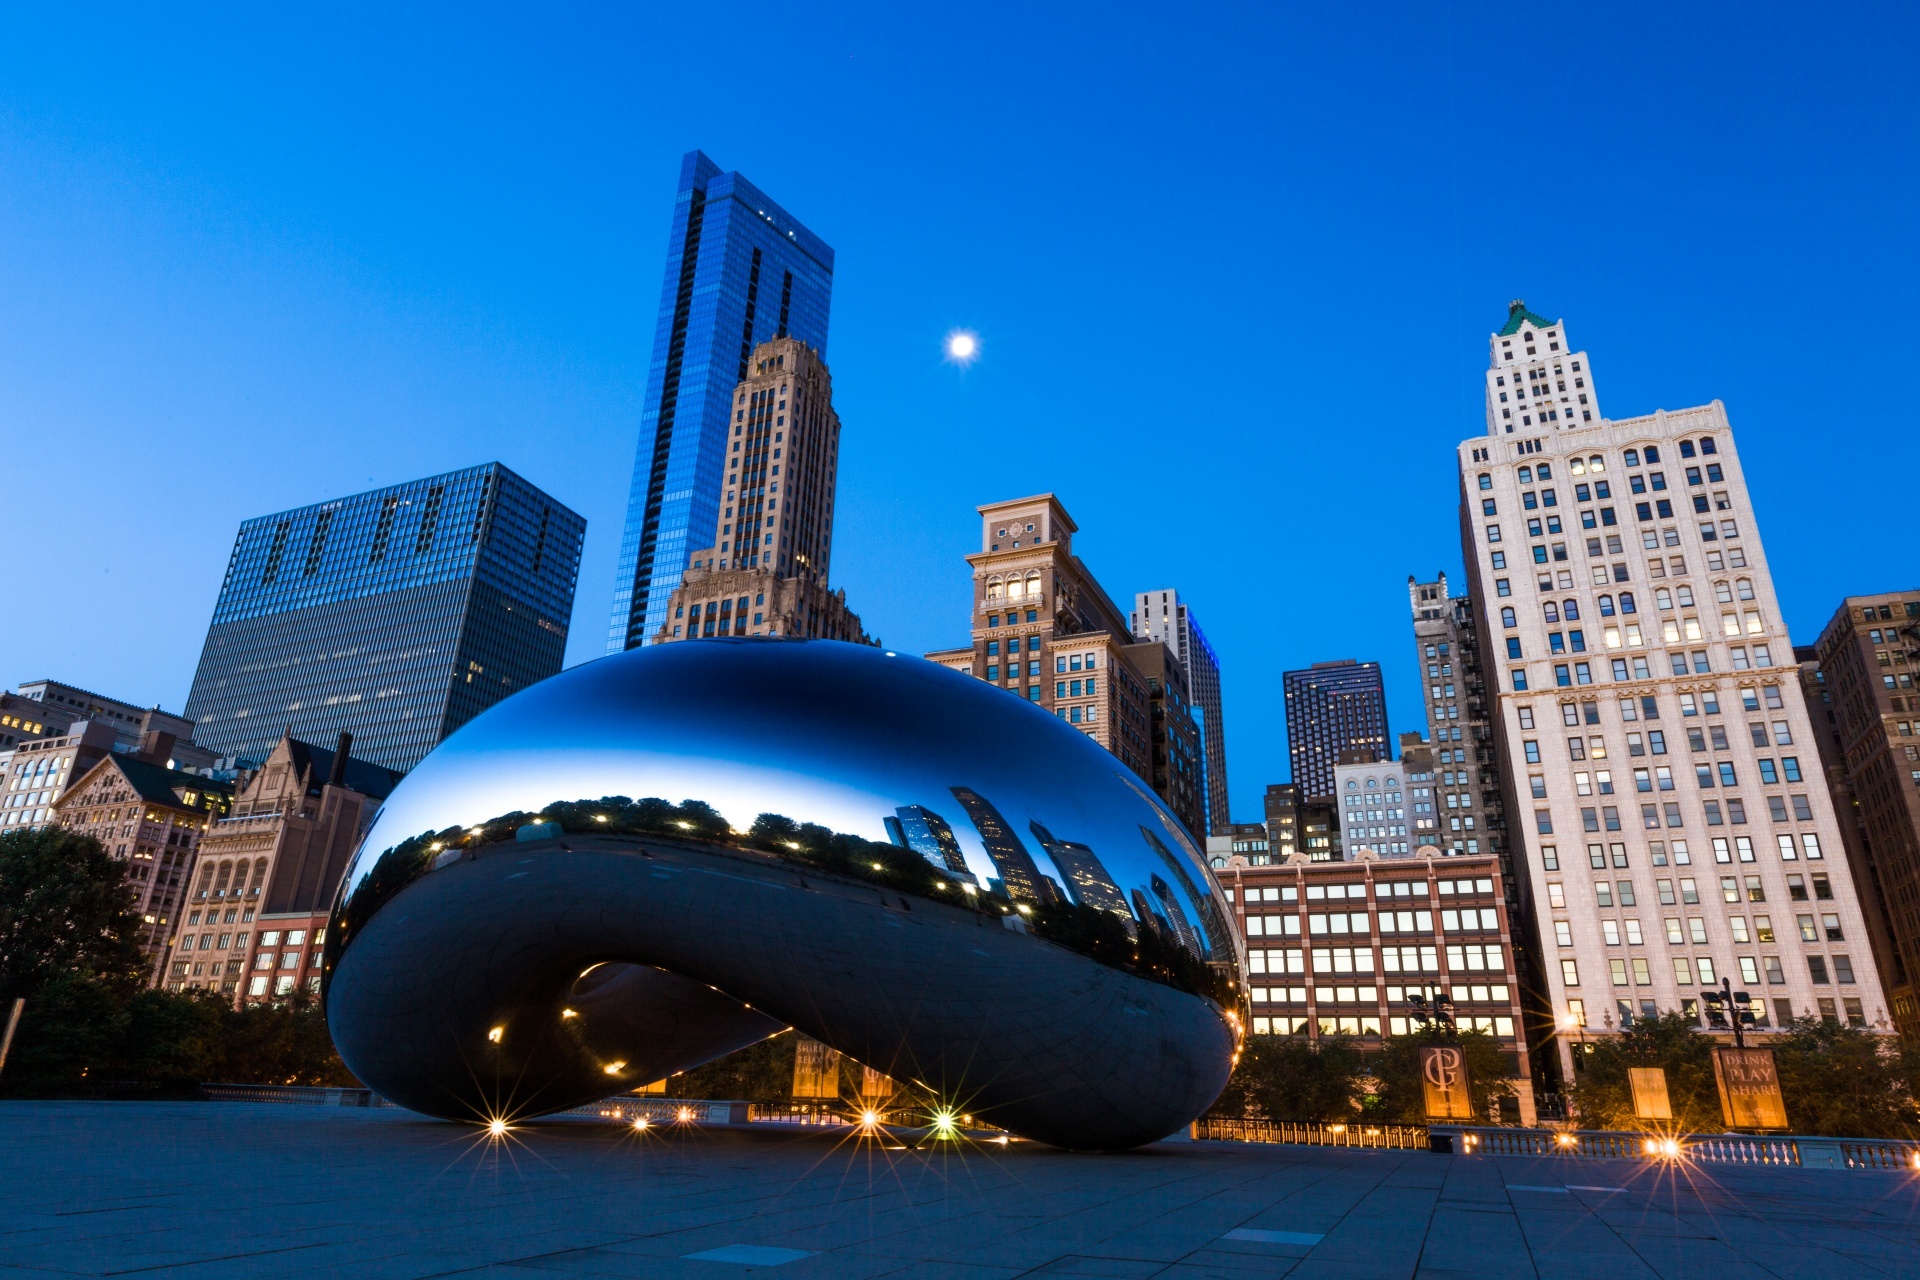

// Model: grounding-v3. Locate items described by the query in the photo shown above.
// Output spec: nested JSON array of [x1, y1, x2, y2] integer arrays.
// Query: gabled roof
[[108, 757, 232, 812], [1498, 300, 1555, 336], [281, 737, 404, 801]]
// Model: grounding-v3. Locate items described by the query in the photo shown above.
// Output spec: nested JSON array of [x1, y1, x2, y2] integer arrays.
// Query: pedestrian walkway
[[1, 1102, 1915, 1277]]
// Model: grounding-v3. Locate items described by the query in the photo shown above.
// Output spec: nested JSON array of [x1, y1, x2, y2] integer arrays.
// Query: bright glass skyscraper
[[184, 463, 584, 772], [609, 151, 834, 651]]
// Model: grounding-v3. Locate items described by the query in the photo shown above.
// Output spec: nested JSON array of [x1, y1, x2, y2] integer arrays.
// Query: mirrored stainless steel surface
[[324, 639, 1243, 1150]]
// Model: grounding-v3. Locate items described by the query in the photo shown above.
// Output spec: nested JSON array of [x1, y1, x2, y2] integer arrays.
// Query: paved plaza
[[2, 1103, 1918, 1278]]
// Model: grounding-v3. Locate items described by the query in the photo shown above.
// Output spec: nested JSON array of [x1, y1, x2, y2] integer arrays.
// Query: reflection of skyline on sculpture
[[949, 786, 1062, 906], [340, 641, 1231, 968], [326, 640, 1238, 1149], [885, 804, 971, 879], [1029, 820, 1132, 923]]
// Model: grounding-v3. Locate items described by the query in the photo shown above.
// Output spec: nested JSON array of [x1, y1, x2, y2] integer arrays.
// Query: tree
[[669, 1032, 798, 1102], [0, 971, 132, 1092], [210, 991, 357, 1087], [1770, 1017, 1920, 1139], [1565, 1012, 1720, 1131], [1211, 1034, 1365, 1123], [1368, 1026, 1516, 1125], [0, 826, 146, 1002]]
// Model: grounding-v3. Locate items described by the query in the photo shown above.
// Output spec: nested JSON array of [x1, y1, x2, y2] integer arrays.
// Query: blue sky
[[1, 4, 1914, 821]]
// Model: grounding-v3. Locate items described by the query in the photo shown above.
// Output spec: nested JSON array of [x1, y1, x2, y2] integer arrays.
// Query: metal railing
[[561, 1097, 752, 1126], [1197, 1118, 1429, 1149], [1839, 1140, 1920, 1171], [1199, 1117, 1920, 1171], [202, 1084, 392, 1107], [1437, 1125, 1920, 1170]]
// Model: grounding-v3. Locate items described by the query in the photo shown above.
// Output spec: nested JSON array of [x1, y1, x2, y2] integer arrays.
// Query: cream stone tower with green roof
[[1457, 302, 1888, 1092], [1485, 301, 1601, 436]]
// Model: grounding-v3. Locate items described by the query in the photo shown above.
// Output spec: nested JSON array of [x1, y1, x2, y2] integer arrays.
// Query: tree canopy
[[0, 826, 147, 1002]]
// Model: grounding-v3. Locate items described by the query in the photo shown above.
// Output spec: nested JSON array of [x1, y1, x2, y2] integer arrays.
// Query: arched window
[[213, 861, 233, 895], [985, 578, 1003, 601], [1478, 473, 1492, 491], [1006, 579, 1024, 599], [251, 859, 269, 894], [1588, 454, 1606, 472], [1563, 599, 1581, 621], [1714, 581, 1733, 604], [1700, 437, 1718, 455], [1544, 601, 1560, 623], [1620, 591, 1637, 614], [1736, 578, 1755, 601], [1655, 587, 1673, 611], [1569, 458, 1586, 476], [1501, 607, 1517, 628], [1598, 595, 1616, 617]]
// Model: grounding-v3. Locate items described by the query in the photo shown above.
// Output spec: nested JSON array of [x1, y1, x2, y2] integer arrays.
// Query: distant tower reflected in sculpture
[[950, 787, 1059, 903], [1137, 822, 1235, 958], [1028, 820, 1130, 921], [884, 805, 971, 878], [1151, 874, 1203, 959]]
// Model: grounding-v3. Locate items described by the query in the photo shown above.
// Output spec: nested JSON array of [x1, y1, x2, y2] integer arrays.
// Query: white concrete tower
[[1458, 304, 1887, 1085]]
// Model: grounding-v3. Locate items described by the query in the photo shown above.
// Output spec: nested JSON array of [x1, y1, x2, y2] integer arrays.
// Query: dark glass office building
[[184, 464, 584, 773], [1283, 659, 1390, 798], [608, 150, 834, 652]]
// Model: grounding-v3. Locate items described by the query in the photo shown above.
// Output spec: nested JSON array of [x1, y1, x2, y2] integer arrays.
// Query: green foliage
[[0, 827, 353, 1095], [2, 981, 356, 1096], [1568, 1012, 1920, 1137], [0, 826, 147, 1002], [1566, 1012, 1727, 1132], [666, 1033, 796, 1102], [210, 992, 357, 1087], [1771, 1017, 1920, 1139], [1211, 1033, 1365, 1122], [1366, 1026, 1516, 1125], [1030, 901, 1136, 969], [1, 972, 132, 1091]]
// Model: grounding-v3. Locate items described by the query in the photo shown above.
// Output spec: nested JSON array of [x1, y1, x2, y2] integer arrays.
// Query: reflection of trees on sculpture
[[327, 794, 1237, 1006], [1027, 899, 1237, 1007]]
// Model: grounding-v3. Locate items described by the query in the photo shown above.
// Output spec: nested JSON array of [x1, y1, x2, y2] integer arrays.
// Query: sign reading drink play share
[[1711, 1046, 1787, 1130]]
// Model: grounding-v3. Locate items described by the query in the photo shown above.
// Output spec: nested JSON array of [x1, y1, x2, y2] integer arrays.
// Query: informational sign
[[1712, 1046, 1788, 1130], [1627, 1067, 1673, 1121], [1420, 1045, 1474, 1120], [792, 1035, 843, 1100], [860, 1065, 892, 1104]]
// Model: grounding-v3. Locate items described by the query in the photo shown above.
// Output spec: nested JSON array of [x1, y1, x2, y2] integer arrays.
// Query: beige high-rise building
[[1459, 302, 1887, 1081], [925, 494, 1200, 836], [656, 337, 868, 644]]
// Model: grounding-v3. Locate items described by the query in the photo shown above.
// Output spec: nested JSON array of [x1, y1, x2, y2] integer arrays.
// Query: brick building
[[924, 494, 1196, 836], [52, 731, 234, 972], [1804, 591, 1920, 1035], [161, 732, 401, 1000], [1216, 849, 1535, 1123]]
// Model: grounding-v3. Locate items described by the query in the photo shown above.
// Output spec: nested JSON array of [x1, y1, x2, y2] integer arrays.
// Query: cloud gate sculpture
[[323, 640, 1244, 1150]]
